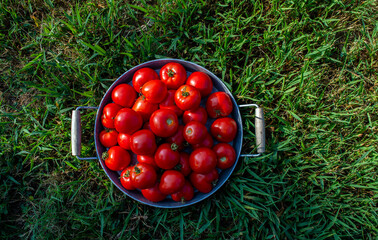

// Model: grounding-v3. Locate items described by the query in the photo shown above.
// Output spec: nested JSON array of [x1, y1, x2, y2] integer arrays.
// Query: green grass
[[1, 0, 377, 239]]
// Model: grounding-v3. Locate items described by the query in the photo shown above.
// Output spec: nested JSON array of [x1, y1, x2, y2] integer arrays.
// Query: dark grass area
[[1, 0, 377, 239]]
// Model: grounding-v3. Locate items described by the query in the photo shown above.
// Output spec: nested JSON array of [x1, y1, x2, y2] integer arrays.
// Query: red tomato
[[210, 117, 237, 142], [130, 163, 157, 189], [165, 125, 185, 150], [171, 180, 194, 202], [213, 143, 236, 169], [132, 96, 158, 122], [141, 182, 167, 202], [102, 146, 130, 171], [160, 62, 187, 89], [112, 84, 137, 108], [192, 133, 214, 149], [174, 85, 201, 111], [141, 80, 167, 104], [183, 107, 208, 125], [189, 147, 217, 174], [183, 121, 207, 144], [206, 92, 233, 118], [175, 152, 191, 176], [159, 90, 183, 116], [117, 133, 131, 150], [101, 103, 123, 129], [132, 68, 159, 93], [130, 130, 157, 155], [137, 155, 158, 169], [143, 121, 152, 131], [159, 170, 185, 195], [186, 72, 213, 97], [120, 166, 136, 190], [190, 169, 219, 193], [150, 109, 179, 137], [114, 108, 143, 134], [99, 129, 118, 148], [154, 143, 180, 170]]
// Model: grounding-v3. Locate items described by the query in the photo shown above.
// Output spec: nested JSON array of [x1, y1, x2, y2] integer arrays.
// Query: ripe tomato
[[150, 109, 178, 137], [159, 170, 185, 195], [112, 84, 137, 108], [189, 147, 217, 174], [206, 92, 233, 118], [99, 129, 118, 148], [143, 121, 152, 131], [117, 132, 131, 150], [141, 80, 167, 104], [159, 90, 183, 116], [186, 72, 213, 97], [102, 146, 130, 171], [131, 163, 157, 189], [165, 125, 185, 150], [137, 155, 158, 169], [183, 107, 208, 125], [189, 169, 219, 193], [171, 180, 194, 202], [192, 133, 214, 149], [160, 62, 187, 89], [132, 68, 159, 93], [183, 121, 207, 144], [210, 117, 237, 142], [141, 182, 167, 202], [120, 166, 136, 190], [101, 103, 123, 129], [132, 96, 158, 122], [175, 152, 191, 176], [174, 85, 201, 111], [213, 143, 236, 169], [154, 143, 180, 170], [130, 130, 157, 155], [114, 108, 143, 134]]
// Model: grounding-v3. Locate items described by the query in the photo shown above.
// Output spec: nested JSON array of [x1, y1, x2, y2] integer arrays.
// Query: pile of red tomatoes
[[99, 62, 238, 202]]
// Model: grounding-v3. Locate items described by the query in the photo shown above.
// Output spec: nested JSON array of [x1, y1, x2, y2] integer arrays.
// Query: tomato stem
[[181, 86, 189, 97], [181, 197, 185, 203], [171, 143, 179, 151], [167, 69, 175, 77], [102, 152, 109, 160], [134, 166, 141, 174], [212, 179, 218, 187], [174, 164, 182, 171], [125, 170, 131, 177], [220, 157, 227, 162]]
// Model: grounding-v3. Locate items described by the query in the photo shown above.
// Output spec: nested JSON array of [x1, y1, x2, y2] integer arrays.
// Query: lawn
[[1, 0, 377, 239]]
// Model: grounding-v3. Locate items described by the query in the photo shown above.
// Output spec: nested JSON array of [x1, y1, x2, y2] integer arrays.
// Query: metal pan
[[71, 59, 265, 208]]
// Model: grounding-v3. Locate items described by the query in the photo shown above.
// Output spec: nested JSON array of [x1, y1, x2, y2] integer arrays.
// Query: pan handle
[[71, 106, 99, 160], [238, 104, 266, 157]]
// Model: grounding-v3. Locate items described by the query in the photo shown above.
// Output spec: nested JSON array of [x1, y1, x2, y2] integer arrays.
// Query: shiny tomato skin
[[210, 117, 237, 143], [160, 62, 187, 90], [186, 72, 213, 97], [103, 146, 131, 171], [159, 170, 185, 195], [141, 182, 167, 202], [189, 169, 219, 193], [183, 107, 208, 125], [192, 133, 214, 149], [120, 166, 136, 190], [130, 163, 157, 189], [150, 109, 179, 137], [189, 147, 217, 174], [141, 80, 167, 104], [112, 84, 137, 108], [114, 108, 143, 134], [171, 180, 194, 202], [206, 92, 233, 118], [137, 155, 158, 169], [213, 143, 237, 169], [154, 143, 180, 170], [175, 152, 191, 176], [165, 125, 185, 151], [130, 130, 157, 155], [174, 85, 201, 111], [183, 121, 207, 145], [99, 129, 118, 148], [132, 96, 158, 122], [101, 103, 123, 129], [159, 90, 183, 116], [117, 132, 131, 150], [132, 68, 159, 93]]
